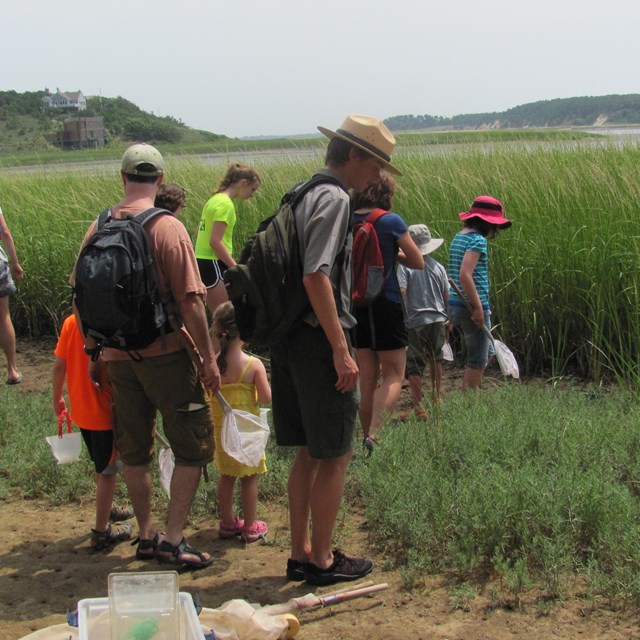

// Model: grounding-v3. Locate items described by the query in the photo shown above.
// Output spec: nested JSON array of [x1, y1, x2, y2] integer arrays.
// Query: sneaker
[[109, 505, 134, 523], [304, 549, 373, 586], [362, 436, 380, 457], [240, 520, 268, 543], [218, 517, 244, 539], [286, 558, 307, 581], [90, 523, 133, 551]]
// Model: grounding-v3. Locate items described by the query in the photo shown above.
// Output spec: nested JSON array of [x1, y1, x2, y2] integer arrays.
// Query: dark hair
[[463, 216, 499, 237], [212, 301, 240, 375], [154, 182, 187, 214], [215, 163, 261, 194], [325, 137, 371, 167], [123, 173, 160, 184], [352, 174, 396, 211]]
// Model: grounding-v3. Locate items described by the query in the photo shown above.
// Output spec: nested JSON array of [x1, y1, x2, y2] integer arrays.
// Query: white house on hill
[[41, 89, 87, 111]]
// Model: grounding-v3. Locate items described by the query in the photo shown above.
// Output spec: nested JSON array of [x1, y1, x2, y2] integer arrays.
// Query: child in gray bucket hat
[[398, 224, 449, 412]]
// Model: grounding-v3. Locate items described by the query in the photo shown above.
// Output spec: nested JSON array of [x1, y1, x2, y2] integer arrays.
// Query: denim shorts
[[448, 304, 492, 369], [0, 258, 16, 298]]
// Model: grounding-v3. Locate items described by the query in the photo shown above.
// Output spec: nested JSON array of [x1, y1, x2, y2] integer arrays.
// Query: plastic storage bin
[[78, 571, 204, 640]]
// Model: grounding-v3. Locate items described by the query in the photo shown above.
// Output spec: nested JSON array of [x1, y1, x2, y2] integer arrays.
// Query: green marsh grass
[[1, 133, 639, 379]]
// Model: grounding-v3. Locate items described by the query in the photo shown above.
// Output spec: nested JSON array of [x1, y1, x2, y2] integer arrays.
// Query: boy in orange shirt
[[52, 314, 133, 550]]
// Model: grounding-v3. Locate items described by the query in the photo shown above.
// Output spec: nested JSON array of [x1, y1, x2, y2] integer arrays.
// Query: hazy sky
[[2, 0, 638, 138]]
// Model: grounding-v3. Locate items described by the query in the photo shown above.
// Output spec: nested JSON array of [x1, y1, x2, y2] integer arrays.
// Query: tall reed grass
[[1, 135, 639, 382]]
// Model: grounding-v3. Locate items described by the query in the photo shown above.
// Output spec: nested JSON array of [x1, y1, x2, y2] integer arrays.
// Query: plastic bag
[[45, 410, 82, 464], [441, 342, 454, 362], [217, 391, 270, 468]]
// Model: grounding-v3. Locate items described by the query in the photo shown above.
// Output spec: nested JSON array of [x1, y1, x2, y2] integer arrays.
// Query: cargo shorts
[[107, 349, 214, 467], [270, 323, 358, 460]]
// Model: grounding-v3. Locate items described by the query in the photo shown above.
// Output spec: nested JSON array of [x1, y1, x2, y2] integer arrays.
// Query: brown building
[[49, 116, 107, 149]]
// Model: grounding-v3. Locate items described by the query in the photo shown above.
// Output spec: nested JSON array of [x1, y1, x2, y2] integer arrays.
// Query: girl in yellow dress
[[209, 302, 271, 543]]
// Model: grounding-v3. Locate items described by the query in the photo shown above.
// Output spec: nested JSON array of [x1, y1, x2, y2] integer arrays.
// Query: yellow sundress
[[209, 357, 268, 477]]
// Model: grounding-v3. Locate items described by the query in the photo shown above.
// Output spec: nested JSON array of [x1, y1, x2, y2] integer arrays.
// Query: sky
[[2, 0, 639, 138]]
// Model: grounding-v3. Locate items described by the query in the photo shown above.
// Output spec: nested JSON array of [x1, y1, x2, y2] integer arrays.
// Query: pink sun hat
[[459, 195, 512, 229]]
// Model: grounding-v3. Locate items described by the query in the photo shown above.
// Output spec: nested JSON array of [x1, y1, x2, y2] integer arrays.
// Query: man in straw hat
[[271, 114, 400, 586], [398, 224, 449, 410], [71, 143, 220, 569]]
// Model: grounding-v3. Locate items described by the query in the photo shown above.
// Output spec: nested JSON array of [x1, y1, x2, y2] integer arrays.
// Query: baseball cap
[[121, 143, 164, 177]]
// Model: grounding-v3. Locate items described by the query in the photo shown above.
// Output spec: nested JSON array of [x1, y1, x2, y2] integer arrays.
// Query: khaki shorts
[[107, 350, 214, 467], [406, 322, 447, 377], [270, 323, 358, 459]]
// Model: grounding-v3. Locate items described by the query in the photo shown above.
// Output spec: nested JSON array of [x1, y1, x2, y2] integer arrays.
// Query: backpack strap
[[364, 208, 389, 225], [284, 174, 348, 210], [96, 208, 112, 229], [129, 207, 172, 227]]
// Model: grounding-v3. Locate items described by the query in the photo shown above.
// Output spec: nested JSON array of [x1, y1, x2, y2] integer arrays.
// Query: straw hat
[[318, 114, 401, 176], [459, 195, 512, 229], [408, 224, 444, 255]]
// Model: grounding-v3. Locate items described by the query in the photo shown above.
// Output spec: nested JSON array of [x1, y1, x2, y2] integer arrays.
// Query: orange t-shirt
[[54, 315, 113, 430]]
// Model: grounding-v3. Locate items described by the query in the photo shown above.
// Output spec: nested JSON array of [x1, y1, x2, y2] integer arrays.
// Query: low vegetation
[[4, 381, 640, 606]]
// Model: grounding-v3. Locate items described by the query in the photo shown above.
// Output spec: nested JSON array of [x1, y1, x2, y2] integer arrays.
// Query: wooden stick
[[319, 583, 388, 606]]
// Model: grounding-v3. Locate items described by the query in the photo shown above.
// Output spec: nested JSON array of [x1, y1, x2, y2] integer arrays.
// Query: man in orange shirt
[[52, 314, 133, 550]]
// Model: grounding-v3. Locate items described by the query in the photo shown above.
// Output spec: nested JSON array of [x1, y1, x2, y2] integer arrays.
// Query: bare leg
[[205, 282, 228, 317], [462, 367, 484, 391], [370, 348, 406, 436], [308, 451, 352, 568], [432, 360, 443, 403], [0, 296, 19, 381], [165, 464, 202, 543], [94, 472, 118, 532], [123, 464, 154, 539], [356, 349, 379, 439], [288, 447, 318, 562], [408, 373, 423, 407], [217, 474, 237, 524], [239, 475, 259, 526]]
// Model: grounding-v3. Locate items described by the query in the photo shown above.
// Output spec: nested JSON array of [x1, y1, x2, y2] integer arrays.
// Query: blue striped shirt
[[448, 231, 490, 309]]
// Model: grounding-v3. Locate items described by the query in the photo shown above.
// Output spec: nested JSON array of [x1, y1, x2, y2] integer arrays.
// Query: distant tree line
[[385, 94, 640, 131]]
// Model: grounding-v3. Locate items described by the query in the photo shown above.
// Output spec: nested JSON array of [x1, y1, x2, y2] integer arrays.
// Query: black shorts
[[352, 295, 408, 351], [80, 428, 117, 474], [197, 258, 227, 288], [270, 323, 358, 459]]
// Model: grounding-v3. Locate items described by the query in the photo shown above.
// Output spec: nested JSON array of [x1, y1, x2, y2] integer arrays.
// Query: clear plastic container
[[78, 591, 204, 640], [108, 571, 179, 640]]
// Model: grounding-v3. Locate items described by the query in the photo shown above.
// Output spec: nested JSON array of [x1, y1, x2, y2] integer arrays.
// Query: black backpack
[[74, 207, 171, 351], [224, 174, 347, 346]]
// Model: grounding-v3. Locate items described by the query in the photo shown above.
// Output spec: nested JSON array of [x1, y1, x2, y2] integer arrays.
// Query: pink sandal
[[241, 520, 268, 543], [218, 517, 244, 539]]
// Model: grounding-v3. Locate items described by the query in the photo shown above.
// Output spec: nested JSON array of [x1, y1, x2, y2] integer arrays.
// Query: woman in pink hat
[[447, 196, 512, 390]]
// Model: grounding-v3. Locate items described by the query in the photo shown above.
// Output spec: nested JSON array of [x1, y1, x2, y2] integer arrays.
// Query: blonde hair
[[215, 163, 261, 194], [212, 302, 240, 375]]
